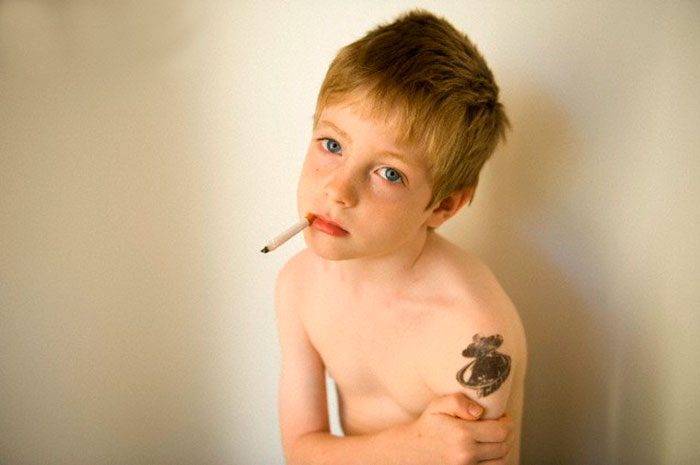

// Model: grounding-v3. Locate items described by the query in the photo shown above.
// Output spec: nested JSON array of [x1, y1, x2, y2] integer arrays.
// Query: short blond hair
[[314, 10, 509, 207]]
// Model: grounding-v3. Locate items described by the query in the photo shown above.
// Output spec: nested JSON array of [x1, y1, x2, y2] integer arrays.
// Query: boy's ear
[[426, 188, 473, 229]]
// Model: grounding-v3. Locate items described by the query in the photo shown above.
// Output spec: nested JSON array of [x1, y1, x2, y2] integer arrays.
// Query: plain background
[[2, 1, 699, 464]]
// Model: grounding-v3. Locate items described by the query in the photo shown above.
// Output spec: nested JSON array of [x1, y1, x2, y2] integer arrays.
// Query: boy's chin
[[306, 242, 355, 261], [304, 236, 360, 261]]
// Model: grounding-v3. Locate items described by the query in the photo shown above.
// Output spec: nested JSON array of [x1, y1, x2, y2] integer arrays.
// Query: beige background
[[1, 1, 699, 464]]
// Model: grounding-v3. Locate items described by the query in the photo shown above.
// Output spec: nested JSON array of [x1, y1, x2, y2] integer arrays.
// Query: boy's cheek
[[297, 172, 319, 203], [298, 155, 320, 187], [300, 154, 324, 181]]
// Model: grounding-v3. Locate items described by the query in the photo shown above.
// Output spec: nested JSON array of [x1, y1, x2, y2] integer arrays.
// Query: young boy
[[275, 10, 526, 465]]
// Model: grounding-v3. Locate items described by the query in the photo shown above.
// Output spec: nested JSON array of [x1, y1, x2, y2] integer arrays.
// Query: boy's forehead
[[317, 96, 428, 166]]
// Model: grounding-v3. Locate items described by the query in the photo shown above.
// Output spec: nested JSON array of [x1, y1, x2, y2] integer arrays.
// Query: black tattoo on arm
[[456, 333, 511, 398]]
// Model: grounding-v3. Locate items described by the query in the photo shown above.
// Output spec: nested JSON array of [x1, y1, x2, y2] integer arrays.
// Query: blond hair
[[314, 10, 509, 207]]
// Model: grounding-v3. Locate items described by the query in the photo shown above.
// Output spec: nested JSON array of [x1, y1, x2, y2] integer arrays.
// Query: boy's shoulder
[[275, 248, 317, 298], [277, 247, 316, 278], [421, 234, 513, 316], [422, 233, 523, 341], [417, 234, 526, 418]]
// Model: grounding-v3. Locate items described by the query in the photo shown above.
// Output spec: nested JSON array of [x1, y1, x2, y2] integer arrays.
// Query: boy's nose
[[323, 170, 358, 207]]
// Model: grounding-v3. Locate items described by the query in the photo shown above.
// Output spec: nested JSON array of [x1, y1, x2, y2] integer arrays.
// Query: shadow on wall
[[449, 82, 664, 464]]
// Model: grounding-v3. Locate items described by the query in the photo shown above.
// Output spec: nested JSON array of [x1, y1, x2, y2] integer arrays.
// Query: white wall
[[1, 1, 698, 464]]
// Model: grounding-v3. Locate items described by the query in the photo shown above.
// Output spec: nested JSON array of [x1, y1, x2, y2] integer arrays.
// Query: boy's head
[[313, 9, 509, 207]]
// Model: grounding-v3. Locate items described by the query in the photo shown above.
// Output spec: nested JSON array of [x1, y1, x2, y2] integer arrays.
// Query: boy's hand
[[400, 393, 513, 465]]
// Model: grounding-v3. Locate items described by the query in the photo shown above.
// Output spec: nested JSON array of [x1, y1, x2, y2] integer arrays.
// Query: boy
[[275, 10, 526, 465]]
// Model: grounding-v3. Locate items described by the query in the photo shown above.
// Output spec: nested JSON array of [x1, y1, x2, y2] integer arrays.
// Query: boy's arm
[[281, 396, 512, 465], [275, 258, 513, 465], [419, 261, 526, 419], [275, 259, 330, 460], [419, 295, 526, 464], [423, 330, 518, 419]]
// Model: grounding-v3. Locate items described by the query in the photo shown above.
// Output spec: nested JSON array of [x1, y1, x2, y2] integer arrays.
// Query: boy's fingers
[[429, 393, 483, 420], [475, 440, 510, 461], [471, 418, 513, 443]]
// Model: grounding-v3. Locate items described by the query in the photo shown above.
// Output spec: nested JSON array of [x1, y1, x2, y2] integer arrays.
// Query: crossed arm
[[275, 267, 521, 465]]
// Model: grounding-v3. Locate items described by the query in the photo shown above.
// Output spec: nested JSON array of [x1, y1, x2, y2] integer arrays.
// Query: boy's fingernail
[[468, 403, 483, 417]]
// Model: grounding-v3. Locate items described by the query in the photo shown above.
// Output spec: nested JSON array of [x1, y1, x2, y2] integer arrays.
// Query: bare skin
[[276, 98, 526, 464], [276, 234, 526, 465]]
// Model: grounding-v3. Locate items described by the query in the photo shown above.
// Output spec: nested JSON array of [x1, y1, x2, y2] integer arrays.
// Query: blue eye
[[377, 167, 403, 184], [321, 138, 342, 154]]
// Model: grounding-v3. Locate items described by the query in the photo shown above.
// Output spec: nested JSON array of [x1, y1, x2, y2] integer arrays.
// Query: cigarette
[[260, 213, 316, 253]]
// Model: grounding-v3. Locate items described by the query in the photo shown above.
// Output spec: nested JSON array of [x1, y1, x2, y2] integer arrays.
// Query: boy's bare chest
[[301, 288, 439, 431]]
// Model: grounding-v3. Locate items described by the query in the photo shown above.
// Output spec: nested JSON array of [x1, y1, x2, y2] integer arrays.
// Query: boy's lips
[[310, 215, 349, 237]]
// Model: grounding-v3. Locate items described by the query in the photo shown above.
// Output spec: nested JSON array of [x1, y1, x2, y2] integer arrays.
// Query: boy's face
[[297, 99, 440, 261]]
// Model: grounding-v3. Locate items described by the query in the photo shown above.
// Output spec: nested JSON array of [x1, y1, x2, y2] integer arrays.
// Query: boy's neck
[[321, 228, 437, 295]]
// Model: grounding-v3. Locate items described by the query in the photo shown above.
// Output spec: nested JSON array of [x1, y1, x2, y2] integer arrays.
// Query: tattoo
[[456, 333, 511, 398]]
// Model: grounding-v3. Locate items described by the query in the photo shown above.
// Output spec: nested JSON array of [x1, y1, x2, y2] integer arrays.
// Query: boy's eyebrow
[[318, 119, 415, 166], [377, 149, 414, 166], [317, 120, 352, 144]]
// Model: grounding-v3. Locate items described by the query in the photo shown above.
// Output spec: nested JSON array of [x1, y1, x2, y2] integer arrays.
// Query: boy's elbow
[[283, 430, 330, 465]]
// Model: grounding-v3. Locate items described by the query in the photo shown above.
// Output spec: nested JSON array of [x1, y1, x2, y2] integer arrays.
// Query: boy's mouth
[[311, 214, 349, 237]]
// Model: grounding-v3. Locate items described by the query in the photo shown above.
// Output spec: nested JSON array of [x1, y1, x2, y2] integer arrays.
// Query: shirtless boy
[[275, 10, 526, 465]]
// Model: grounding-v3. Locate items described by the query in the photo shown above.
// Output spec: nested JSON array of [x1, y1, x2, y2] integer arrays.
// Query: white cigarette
[[260, 213, 316, 253]]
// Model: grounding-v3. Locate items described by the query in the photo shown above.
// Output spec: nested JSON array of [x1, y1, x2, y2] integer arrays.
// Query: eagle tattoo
[[456, 333, 511, 398]]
